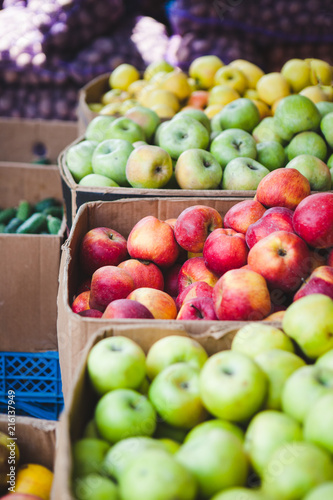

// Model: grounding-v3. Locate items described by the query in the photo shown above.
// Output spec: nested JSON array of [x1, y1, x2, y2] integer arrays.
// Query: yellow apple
[[208, 85, 240, 106], [321, 85, 333, 101], [150, 104, 176, 119], [229, 59, 265, 89], [109, 63, 140, 91], [160, 69, 191, 101], [271, 97, 283, 115], [214, 65, 248, 94], [281, 58, 311, 93], [251, 99, 271, 119], [306, 58, 333, 85], [243, 89, 260, 100], [128, 79, 147, 98], [299, 85, 329, 103], [204, 104, 224, 118], [189, 55, 224, 89], [143, 59, 174, 81], [88, 103, 104, 112], [145, 89, 180, 112], [101, 89, 128, 106], [99, 102, 122, 115], [256, 72, 290, 106], [187, 77, 198, 93]]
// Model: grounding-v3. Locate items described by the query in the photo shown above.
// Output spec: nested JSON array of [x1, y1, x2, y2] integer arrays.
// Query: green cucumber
[[17, 200, 33, 221], [47, 215, 62, 235], [0, 207, 17, 224], [34, 197, 59, 213], [4, 217, 24, 233], [42, 206, 64, 218], [16, 213, 47, 234]]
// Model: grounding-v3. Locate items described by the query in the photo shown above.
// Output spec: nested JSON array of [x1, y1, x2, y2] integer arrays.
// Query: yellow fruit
[[204, 104, 224, 118], [251, 99, 271, 119], [256, 72, 290, 106], [299, 85, 330, 103], [189, 55, 224, 90], [127, 79, 147, 98], [281, 58, 311, 93], [214, 65, 248, 94], [88, 103, 104, 113], [229, 59, 265, 89], [109, 63, 140, 91], [160, 69, 191, 101], [137, 84, 158, 107], [99, 102, 122, 115], [321, 85, 333, 101], [208, 85, 240, 106], [101, 89, 126, 106], [187, 77, 198, 93], [15, 464, 53, 500], [143, 60, 174, 81], [306, 58, 333, 85], [146, 89, 180, 112], [119, 99, 139, 114], [271, 97, 284, 115], [243, 89, 260, 100], [150, 104, 176, 119]]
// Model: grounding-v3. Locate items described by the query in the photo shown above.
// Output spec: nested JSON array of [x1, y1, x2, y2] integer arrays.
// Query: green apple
[[303, 482, 333, 500], [189, 55, 224, 89], [148, 363, 208, 429], [274, 94, 321, 142], [210, 487, 267, 500], [216, 98, 260, 133], [144, 60, 174, 81], [261, 441, 333, 500], [125, 106, 160, 142], [78, 174, 120, 187], [104, 117, 145, 143], [91, 139, 134, 186], [158, 438, 181, 454], [133, 140, 148, 149], [232, 323, 294, 359], [153, 421, 188, 443], [146, 335, 208, 380], [184, 419, 244, 444], [176, 428, 249, 498], [316, 101, 333, 118], [222, 157, 269, 190], [73, 473, 118, 500], [199, 350, 268, 423], [120, 449, 197, 500], [254, 349, 306, 410], [328, 154, 333, 184], [95, 389, 156, 444], [256, 140, 287, 171], [281, 365, 333, 423], [154, 120, 170, 146], [87, 337, 146, 396], [66, 140, 97, 183], [175, 148, 222, 189], [285, 131, 327, 162], [252, 117, 286, 145], [281, 58, 311, 93], [125, 144, 173, 188], [244, 410, 303, 477], [103, 436, 166, 481], [282, 294, 333, 359], [83, 419, 101, 439], [159, 115, 210, 160], [210, 129, 257, 168], [316, 348, 333, 369], [210, 111, 224, 133], [320, 111, 333, 148], [304, 392, 333, 454], [174, 108, 211, 133], [72, 438, 110, 478], [285, 153, 331, 191], [85, 116, 117, 142]]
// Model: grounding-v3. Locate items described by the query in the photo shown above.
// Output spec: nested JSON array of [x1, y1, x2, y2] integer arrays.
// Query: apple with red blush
[[223, 199, 266, 234], [176, 296, 218, 320], [118, 259, 164, 290], [245, 206, 295, 249], [178, 256, 219, 295], [163, 263, 183, 298], [127, 287, 177, 319], [203, 228, 248, 276], [79, 227, 128, 276], [102, 299, 154, 319], [78, 309, 103, 318], [89, 266, 135, 311], [72, 290, 90, 313], [328, 249, 333, 267], [293, 266, 333, 302], [176, 281, 213, 310]]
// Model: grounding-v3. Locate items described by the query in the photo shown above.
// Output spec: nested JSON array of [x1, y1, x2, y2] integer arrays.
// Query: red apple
[[328, 249, 333, 267], [89, 266, 135, 311], [187, 90, 209, 109], [163, 263, 183, 298], [223, 199, 266, 234], [164, 218, 177, 229], [72, 290, 90, 313], [203, 228, 248, 276], [127, 287, 177, 319], [176, 281, 213, 310], [118, 259, 164, 290], [127, 216, 179, 267], [293, 266, 333, 302], [178, 256, 219, 294], [213, 268, 271, 320], [79, 227, 128, 276], [309, 248, 329, 273], [176, 297, 218, 320], [292, 192, 333, 249], [174, 205, 223, 253], [102, 299, 154, 319], [78, 309, 103, 318], [256, 168, 311, 210], [248, 230, 311, 293], [165, 218, 188, 264], [245, 206, 295, 249]]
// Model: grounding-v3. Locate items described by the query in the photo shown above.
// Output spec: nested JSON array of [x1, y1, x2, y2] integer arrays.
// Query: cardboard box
[[52, 323, 246, 500], [59, 137, 255, 228], [57, 197, 281, 401], [0, 118, 78, 164], [0, 163, 66, 351], [77, 73, 110, 135]]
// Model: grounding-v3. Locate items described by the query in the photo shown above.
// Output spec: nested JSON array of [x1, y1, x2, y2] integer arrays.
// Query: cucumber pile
[[0, 197, 64, 235]]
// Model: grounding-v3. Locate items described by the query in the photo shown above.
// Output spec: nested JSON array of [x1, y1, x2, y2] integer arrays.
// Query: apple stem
[[190, 303, 203, 319]]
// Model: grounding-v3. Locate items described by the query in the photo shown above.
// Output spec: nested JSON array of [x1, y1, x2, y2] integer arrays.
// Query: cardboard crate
[[77, 73, 110, 135], [0, 414, 57, 497], [59, 138, 255, 229], [0, 118, 78, 164], [52, 323, 246, 500], [0, 163, 66, 352], [57, 197, 281, 401]]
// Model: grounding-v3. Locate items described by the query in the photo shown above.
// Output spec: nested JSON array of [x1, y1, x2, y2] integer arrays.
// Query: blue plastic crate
[[0, 351, 64, 420]]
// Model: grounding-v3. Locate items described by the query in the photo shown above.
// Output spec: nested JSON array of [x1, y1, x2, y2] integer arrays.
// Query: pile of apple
[[66, 57, 333, 191], [72, 168, 333, 321], [71, 326, 333, 500]]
